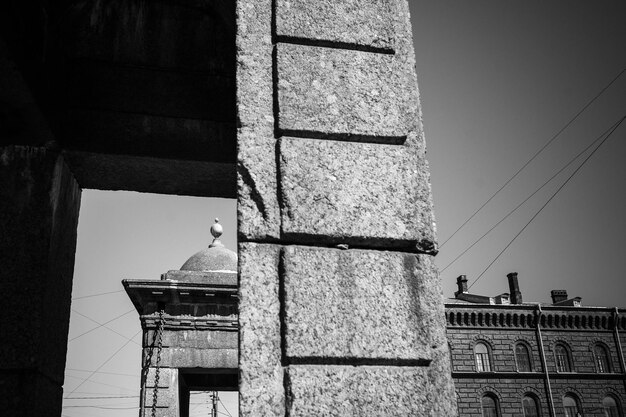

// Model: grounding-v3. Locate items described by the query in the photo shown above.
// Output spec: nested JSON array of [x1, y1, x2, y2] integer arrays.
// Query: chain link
[[151, 310, 165, 417]]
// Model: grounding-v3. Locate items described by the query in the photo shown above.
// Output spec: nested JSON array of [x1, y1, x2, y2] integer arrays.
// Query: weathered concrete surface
[[0, 146, 80, 386], [141, 368, 179, 417], [143, 347, 237, 368], [236, 0, 280, 240], [276, 43, 407, 138], [0, 39, 55, 147], [275, 0, 397, 50], [149, 330, 238, 349], [65, 110, 236, 163], [162, 270, 237, 285], [238, 243, 284, 416], [65, 151, 236, 198], [279, 138, 436, 251], [286, 352, 457, 416], [145, 367, 175, 388], [283, 246, 444, 360], [0, 373, 63, 417]]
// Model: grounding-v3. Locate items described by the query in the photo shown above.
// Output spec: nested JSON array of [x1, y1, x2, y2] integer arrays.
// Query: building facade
[[446, 273, 626, 417]]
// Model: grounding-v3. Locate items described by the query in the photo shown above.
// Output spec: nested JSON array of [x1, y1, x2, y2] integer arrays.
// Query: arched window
[[522, 395, 541, 417], [482, 394, 500, 417], [563, 394, 582, 417], [475, 342, 492, 372], [555, 343, 572, 372], [515, 343, 532, 372], [594, 344, 611, 373], [603, 395, 622, 417]]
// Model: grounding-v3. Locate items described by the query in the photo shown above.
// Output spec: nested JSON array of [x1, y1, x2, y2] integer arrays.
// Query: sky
[[63, 1, 626, 415], [410, 0, 626, 305]]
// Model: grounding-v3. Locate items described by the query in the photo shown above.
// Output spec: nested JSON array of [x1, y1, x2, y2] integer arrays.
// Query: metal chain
[[151, 310, 165, 417]]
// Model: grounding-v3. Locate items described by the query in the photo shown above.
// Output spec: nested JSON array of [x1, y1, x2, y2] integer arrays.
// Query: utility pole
[[211, 391, 218, 417]]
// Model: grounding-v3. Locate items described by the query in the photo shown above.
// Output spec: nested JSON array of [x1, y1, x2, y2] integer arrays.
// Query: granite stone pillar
[[237, 1, 456, 415], [0, 146, 81, 417]]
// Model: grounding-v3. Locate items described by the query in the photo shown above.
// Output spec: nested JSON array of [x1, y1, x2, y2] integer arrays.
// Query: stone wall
[[237, 1, 456, 415]]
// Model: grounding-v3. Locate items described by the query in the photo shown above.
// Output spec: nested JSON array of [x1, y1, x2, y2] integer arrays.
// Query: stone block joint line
[[274, 35, 395, 55], [286, 357, 432, 367], [277, 129, 407, 145]]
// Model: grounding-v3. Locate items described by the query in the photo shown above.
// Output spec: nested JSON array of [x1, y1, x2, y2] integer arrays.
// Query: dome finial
[[209, 218, 224, 248]]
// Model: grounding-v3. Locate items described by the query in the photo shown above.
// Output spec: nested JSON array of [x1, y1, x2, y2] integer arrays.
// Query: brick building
[[446, 273, 626, 417]]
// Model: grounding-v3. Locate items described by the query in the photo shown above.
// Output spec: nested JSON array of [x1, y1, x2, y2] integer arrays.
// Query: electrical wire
[[440, 67, 626, 249], [63, 374, 138, 394], [64, 395, 140, 399], [67, 308, 135, 343], [62, 405, 139, 410], [66, 330, 142, 396], [72, 289, 124, 300], [440, 116, 625, 273], [72, 309, 141, 347], [468, 115, 626, 290], [218, 397, 234, 417], [66, 368, 139, 378]]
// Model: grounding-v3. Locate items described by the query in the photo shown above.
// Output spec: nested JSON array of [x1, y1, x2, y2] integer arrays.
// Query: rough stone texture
[[236, 0, 280, 240], [287, 353, 457, 416], [283, 246, 445, 360], [279, 138, 436, 250], [275, 0, 397, 50], [276, 43, 408, 138], [238, 243, 284, 416]]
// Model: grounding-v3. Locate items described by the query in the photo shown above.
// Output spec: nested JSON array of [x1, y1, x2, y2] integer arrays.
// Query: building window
[[522, 395, 541, 417], [603, 395, 621, 417], [594, 344, 611, 373], [563, 394, 582, 417], [482, 394, 500, 417], [555, 343, 572, 372], [475, 342, 492, 372], [515, 343, 532, 372]]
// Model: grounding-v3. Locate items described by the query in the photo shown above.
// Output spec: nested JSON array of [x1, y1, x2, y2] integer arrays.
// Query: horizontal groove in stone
[[276, 128, 406, 145], [237, 238, 438, 256], [275, 36, 394, 55], [286, 357, 431, 367]]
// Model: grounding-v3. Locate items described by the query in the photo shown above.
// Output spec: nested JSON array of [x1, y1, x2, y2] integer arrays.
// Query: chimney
[[551, 290, 568, 304], [507, 272, 522, 304], [455, 275, 468, 297]]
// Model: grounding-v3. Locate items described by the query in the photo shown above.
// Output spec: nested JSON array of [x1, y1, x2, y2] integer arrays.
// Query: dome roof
[[179, 218, 237, 272], [180, 245, 237, 272]]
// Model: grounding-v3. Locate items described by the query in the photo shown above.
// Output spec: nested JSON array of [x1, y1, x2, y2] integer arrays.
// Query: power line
[[67, 308, 135, 343], [72, 289, 124, 300], [66, 368, 139, 378], [440, 67, 626, 249], [63, 374, 138, 394], [66, 330, 142, 396], [440, 116, 625, 273], [468, 115, 626, 290], [62, 405, 139, 410], [218, 397, 234, 417], [69, 309, 139, 345], [64, 395, 140, 399]]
